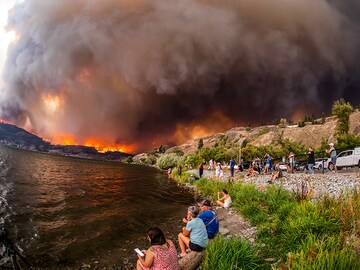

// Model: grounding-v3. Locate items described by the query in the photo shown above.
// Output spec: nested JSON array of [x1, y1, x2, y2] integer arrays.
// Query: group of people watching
[[136, 189, 232, 270]]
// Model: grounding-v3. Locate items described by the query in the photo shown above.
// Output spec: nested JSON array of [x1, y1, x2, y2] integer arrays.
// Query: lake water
[[0, 146, 194, 269]]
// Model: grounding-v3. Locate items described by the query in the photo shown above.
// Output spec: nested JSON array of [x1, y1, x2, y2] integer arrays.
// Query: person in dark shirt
[[198, 199, 219, 239], [229, 158, 237, 178], [199, 163, 204, 178], [307, 147, 315, 174]]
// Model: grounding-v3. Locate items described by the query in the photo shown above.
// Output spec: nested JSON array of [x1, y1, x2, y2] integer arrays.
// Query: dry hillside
[[165, 110, 360, 156]]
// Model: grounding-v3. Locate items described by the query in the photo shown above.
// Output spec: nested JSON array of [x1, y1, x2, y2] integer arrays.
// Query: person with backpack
[[198, 199, 219, 239]]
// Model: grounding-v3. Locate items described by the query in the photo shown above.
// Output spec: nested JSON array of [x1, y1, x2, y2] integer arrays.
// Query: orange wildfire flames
[[49, 134, 137, 153], [0, 119, 12, 124]]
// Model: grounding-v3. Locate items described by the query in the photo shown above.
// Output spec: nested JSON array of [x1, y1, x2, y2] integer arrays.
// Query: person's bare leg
[[178, 233, 190, 256], [217, 200, 224, 207]]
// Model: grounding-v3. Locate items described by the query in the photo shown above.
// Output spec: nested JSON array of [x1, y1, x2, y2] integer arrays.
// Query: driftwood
[[179, 251, 203, 270]]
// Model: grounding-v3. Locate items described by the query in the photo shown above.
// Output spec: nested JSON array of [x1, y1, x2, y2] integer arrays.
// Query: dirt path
[[215, 207, 257, 243]]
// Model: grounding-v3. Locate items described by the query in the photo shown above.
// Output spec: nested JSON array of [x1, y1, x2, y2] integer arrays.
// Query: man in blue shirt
[[229, 158, 237, 178], [198, 199, 219, 239]]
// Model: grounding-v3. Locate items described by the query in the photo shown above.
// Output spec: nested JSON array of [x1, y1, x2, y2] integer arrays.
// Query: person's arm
[[166, 239, 175, 248], [217, 192, 225, 201], [182, 227, 190, 237], [137, 248, 155, 268]]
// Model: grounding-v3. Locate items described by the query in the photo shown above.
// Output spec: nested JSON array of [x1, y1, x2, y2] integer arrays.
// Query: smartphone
[[134, 248, 145, 257]]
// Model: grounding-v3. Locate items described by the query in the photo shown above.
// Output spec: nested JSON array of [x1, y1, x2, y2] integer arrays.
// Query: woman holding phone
[[136, 227, 180, 270]]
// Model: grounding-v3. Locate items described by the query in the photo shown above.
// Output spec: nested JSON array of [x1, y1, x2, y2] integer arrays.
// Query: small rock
[[219, 228, 230, 235]]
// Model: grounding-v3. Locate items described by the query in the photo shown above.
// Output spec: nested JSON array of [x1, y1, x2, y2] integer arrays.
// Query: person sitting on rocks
[[246, 164, 258, 177], [178, 206, 208, 258], [198, 199, 219, 239], [268, 163, 283, 183], [136, 227, 180, 270], [216, 189, 232, 208]]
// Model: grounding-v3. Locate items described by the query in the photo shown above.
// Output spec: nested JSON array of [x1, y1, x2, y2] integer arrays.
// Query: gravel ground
[[189, 168, 360, 198]]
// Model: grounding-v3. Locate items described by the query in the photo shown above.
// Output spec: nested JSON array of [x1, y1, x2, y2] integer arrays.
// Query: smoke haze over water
[[1, 0, 360, 152]]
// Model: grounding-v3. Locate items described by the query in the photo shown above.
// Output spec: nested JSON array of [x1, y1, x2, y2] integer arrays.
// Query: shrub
[[202, 236, 267, 270], [185, 153, 203, 168], [156, 153, 184, 170], [336, 134, 360, 150], [123, 156, 133, 163]]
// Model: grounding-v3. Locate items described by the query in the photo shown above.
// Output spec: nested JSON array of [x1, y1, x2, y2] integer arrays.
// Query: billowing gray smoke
[[1, 0, 360, 152]]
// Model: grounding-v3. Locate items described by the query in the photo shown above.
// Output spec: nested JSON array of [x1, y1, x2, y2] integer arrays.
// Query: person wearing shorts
[[327, 143, 337, 173], [178, 206, 208, 258], [288, 152, 295, 174]]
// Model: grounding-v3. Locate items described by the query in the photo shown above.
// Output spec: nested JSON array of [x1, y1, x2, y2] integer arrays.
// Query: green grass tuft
[[202, 236, 268, 270]]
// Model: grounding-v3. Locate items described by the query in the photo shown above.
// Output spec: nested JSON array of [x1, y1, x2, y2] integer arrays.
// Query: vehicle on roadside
[[295, 160, 308, 171], [278, 162, 288, 171], [314, 158, 330, 170], [329, 147, 360, 170]]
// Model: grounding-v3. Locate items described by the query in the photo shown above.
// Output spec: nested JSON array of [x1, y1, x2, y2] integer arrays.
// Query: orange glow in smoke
[[173, 111, 235, 144], [77, 68, 92, 86], [42, 93, 62, 113], [291, 108, 306, 123]]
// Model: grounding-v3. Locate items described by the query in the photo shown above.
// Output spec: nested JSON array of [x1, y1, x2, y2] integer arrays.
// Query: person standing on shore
[[326, 143, 337, 173], [178, 206, 208, 258], [177, 165, 182, 176], [208, 159, 214, 170], [307, 147, 315, 174], [167, 167, 172, 179], [288, 152, 295, 174], [264, 153, 272, 173], [215, 162, 223, 180], [136, 227, 180, 270], [229, 158, 236, 178], [199, 163, 204, 178]]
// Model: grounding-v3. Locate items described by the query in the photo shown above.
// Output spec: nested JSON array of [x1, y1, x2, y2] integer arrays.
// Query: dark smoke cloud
[[1, 0, 360, 152]]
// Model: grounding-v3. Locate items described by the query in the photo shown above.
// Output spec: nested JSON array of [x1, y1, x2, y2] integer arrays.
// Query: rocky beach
[[197, 169, 360, 199]]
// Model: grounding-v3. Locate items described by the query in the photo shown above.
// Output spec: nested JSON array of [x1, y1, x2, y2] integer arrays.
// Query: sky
[[0, 0, 360, 154]]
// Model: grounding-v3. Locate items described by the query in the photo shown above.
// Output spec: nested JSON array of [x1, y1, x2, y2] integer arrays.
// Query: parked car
[[314, 158, 330, 170], [295, 160, 308, 171], [331, 147, 360, 169], [278, 162, 288, 171]]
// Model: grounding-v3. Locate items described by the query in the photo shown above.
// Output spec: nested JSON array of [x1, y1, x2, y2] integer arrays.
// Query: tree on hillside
[[332, 99, 353, 136], [336, 134, 360, 150], [197, 138, 204, 150]]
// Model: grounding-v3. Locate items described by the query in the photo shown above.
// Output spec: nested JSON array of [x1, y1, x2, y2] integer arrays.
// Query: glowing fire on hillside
[[47, 134, 136, 153]]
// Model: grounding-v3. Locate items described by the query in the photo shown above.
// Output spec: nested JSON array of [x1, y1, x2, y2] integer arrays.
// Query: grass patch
[[175, 174, 360, 269], [203, 236, 268, 270], [276, 234, 360, 270]]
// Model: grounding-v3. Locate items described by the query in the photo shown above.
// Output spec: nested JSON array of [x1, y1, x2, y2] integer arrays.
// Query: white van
[[334, 147, 360, 169]]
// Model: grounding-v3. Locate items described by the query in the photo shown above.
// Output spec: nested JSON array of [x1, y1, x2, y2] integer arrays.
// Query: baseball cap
[[199, 199, 211, 207], [187, 206, 199, 217], [329, 143, 334, 146]]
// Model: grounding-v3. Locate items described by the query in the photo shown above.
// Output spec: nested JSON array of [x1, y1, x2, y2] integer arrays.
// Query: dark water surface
[[0, 146, 194, 268]]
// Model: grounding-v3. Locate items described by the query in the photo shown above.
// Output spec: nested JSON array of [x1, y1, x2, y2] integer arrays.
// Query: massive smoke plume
[[1, 0, 360, 152]]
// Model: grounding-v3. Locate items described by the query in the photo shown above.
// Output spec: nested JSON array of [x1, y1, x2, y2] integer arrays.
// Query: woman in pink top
[[136, 227, 180, 270]]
